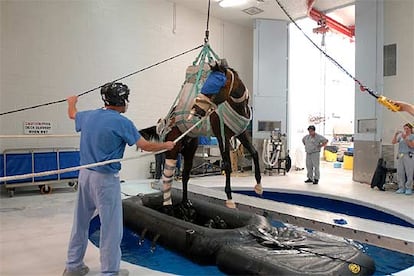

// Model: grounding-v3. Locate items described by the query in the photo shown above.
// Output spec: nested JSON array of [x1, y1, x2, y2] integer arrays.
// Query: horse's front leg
[[162, 158, 177, 207], [161, 130, 181, 212], [237, 132, 263, 195], [221, 144, 237, 209]]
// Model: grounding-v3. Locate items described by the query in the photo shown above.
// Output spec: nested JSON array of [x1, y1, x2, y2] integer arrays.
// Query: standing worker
[[302, 125, 328, 184], [391, 123, 414, 195], [63, 82, 175, 276]]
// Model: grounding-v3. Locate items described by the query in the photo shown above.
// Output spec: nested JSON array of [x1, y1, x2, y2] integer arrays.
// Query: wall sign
[[24, 121, 53, 134]]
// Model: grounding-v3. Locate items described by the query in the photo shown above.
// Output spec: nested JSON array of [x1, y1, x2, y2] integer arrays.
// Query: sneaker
[[313, 179, 319, 184], [405, 189, 412, 195], [63, 265, 89, 276], [395, 188, 405, 194], [304, 179, 313, 183], [116, 269, 129, 276]]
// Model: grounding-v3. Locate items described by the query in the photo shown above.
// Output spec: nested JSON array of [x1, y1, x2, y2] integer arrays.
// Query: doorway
[[288, 17, 355, 169]]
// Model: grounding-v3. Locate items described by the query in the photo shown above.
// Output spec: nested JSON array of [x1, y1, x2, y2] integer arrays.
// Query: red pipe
[[308, 8, 355, 39]]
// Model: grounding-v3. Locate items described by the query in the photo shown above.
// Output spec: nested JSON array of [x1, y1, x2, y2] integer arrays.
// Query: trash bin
[[324, 150, 337, 162], [343, 152, 353, 170], [324, 146, 338, 162]]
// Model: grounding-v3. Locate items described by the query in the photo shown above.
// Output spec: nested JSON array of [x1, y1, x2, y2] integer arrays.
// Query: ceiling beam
[[307, 0, 355, 39]]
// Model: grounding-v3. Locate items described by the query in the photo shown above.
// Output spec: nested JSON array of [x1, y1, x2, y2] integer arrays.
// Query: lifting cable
[[273, 0, 412, 124], [0, 44, 203, 116], [205, 0, 211, 43]]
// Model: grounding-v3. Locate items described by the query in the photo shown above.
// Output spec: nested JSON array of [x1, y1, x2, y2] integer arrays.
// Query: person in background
[[64, 82, 175, 276], [391, 123, 414, 195], [302, 125, 328, 184]]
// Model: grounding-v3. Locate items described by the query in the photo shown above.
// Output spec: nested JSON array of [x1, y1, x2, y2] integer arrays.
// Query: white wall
[[353, 0, 413, 183], [355, 0, 413, 143], [382, 0, 414, 142], [253, 19, 289, 139], [0, 0, 253, 180]]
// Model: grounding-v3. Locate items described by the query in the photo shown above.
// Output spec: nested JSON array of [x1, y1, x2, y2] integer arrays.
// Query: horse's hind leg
[[181, 138, 198, 203], [237, 131, 263, 195], [216, 137, 236, 208]]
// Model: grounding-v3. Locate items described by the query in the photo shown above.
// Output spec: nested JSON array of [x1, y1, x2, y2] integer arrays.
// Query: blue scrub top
[[75, 108, 141, 174]]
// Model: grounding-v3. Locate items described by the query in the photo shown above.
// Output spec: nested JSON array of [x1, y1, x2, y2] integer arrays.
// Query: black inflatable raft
[[123, 191, 375, 275]]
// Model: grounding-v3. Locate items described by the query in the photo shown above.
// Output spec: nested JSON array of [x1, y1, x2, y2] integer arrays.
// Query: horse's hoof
[[225, 200, 237, 209], [254, 184, 263, 196]]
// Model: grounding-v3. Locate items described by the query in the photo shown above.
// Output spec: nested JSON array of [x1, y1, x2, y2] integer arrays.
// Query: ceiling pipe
[[307, 0, 355, 39]]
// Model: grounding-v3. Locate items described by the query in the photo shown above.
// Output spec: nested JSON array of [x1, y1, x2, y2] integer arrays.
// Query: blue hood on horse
[[201, 71, 227, 95]]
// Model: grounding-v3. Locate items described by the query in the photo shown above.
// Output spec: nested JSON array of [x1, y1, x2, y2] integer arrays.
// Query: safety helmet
[[100, 82, 130, 106]]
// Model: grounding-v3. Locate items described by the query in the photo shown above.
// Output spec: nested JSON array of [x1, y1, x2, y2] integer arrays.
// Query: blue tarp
[[198, 136, 218, 145], [0, 151, 80, 184]]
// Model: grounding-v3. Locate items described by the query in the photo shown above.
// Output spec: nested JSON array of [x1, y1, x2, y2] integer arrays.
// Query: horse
[[142, 61, 262, 214]]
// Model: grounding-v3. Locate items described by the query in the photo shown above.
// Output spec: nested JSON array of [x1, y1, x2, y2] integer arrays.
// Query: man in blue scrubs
[[63, 82, 175, 276]]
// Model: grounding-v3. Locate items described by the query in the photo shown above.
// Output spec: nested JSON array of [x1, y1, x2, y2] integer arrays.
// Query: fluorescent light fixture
[[243, 6, 264, 15], [219, 0, 247, 8]]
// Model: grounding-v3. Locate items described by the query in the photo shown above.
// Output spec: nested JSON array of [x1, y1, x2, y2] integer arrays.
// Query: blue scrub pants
[[397, 153, 414, 190], [66, 169, 122, 276]]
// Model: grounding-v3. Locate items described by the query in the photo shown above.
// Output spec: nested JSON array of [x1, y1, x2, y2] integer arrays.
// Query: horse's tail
[[139, 125, 159, 141]]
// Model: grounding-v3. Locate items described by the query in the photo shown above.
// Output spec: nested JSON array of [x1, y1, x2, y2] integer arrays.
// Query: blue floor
[[234, 190, 414, 228]]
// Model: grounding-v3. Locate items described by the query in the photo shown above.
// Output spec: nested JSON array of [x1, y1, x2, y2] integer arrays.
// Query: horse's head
[[187, 62, 248, 120], [209, 59, 228, 74], [213, 67, 247, 106]]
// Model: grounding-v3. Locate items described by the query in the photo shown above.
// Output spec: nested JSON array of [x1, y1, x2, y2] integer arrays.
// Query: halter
[[225, 69, 249, 104], [227, 69, 235, 97]]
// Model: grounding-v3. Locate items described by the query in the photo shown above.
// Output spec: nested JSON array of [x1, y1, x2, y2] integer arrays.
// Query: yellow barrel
[[324, 150, 337, 162], [343, 152, 353, 170]]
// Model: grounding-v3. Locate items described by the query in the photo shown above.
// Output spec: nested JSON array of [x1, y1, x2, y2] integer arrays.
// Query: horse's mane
[[139, 125, 159, 141], [227, 67, 238, 76]]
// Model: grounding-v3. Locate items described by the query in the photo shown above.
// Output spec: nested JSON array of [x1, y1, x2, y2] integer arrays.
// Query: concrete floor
[[1, 161, 413, 275]]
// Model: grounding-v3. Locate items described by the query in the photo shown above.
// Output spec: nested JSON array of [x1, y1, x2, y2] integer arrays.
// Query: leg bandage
[[162, 159, 177, 206]]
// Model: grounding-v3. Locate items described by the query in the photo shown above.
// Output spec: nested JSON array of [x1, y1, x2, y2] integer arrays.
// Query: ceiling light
[[219, 0, 247, 8], [242, 6, 264, 15]]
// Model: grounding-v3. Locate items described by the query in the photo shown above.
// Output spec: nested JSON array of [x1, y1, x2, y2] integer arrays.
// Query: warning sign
[[24, 121, 53, 135]]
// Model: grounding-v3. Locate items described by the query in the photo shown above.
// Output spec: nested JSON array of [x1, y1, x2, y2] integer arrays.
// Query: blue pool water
[[234, 190, 414, 228], [89, 216, 414, 275]]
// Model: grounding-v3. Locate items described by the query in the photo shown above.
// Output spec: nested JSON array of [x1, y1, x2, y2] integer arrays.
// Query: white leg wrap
[[162, 159, 177, 206]]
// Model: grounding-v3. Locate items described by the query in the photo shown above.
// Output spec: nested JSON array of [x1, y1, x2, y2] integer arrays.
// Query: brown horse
[[146, 62, 262, 213]]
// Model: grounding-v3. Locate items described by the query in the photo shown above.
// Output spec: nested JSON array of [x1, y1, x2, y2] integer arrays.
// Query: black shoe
[[313, 179, 319, 184], [305, 179, 313, 183]]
